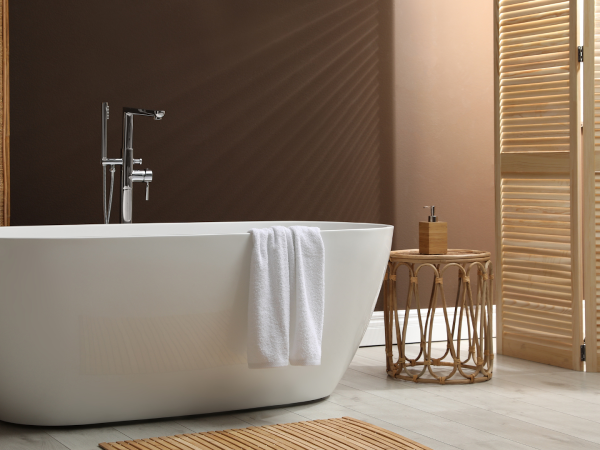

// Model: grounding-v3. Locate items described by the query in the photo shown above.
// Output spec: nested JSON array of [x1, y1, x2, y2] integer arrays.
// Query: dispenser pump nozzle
[[424, 206, 437, 222]]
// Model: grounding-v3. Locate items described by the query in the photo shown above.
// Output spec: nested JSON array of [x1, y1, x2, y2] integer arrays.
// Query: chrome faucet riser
[[100, 102, 165, 224]]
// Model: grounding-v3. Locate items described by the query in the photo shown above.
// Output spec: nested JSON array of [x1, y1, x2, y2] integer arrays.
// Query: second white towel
[[248, 226, 324, 369], [289, 226, 325, 366]]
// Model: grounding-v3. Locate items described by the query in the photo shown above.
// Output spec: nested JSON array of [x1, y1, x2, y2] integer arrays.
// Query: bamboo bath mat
[[99, 416, 432, 450]]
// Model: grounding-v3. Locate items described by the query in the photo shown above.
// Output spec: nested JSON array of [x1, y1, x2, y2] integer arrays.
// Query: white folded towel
[[247, 226, 293, 368], [248, 226, 324, 368], [289, 226, 325, 366]]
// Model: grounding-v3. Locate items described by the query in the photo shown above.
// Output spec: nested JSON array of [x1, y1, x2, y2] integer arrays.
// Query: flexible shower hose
[[103, 165, 116, 224]]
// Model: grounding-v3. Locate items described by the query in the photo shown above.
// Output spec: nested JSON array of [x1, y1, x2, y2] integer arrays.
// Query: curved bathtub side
[[0, 225, 392, 425]]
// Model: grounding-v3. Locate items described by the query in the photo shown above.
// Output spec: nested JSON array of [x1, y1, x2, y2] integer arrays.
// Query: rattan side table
[[384, 249, 494, 384]]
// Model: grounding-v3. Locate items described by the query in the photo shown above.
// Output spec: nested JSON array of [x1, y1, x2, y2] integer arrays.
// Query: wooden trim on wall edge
[[583, 0, 597, 372], [493, 0, 502, 355], [568, 0, 584, 371], [1, 0, 8, 226]]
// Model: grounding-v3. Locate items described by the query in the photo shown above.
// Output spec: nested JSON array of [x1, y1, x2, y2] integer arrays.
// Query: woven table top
[[389, 249, 491, 264]]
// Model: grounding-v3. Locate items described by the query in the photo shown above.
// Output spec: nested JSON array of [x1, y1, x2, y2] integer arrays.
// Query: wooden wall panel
[[0, 0, 8, 226]]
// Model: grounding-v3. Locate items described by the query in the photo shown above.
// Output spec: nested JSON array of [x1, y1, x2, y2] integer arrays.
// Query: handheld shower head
[[102, 102, 109, 161]]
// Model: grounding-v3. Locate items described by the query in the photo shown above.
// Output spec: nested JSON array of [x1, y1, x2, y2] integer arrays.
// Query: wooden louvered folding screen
[[494, 0, 584, 370]]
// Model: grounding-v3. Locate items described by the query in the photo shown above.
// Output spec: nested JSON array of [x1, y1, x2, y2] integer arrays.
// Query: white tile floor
[[1, 340, 599, 450]]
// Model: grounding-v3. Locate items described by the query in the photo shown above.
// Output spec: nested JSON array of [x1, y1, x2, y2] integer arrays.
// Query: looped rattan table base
[[384, 249, 494, 385]]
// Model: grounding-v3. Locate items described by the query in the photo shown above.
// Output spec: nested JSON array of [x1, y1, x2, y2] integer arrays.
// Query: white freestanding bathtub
[[0, 221, 392, 426]]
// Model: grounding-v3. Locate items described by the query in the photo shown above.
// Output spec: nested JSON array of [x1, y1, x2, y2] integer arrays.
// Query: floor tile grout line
[[115, 428, 144, 441], [409, 374, 600, 406], [466, 380, 600, 424], [170, 417, 255, 435], [170, 421, 206, 435], [231, 414, 270, 428], [343, 366, 412, 381], [177, 423, 198, 435], [479, 374, 600, 406], [113, 423, 196, 441], [415, 381, 600, 433], [330, 383, 542, 450], [281, 404, 463, 450], [337, 371, 600, 448], [43, 426, 133, 450], [44, 432, 72, 450], [504, 373, 600, 394]]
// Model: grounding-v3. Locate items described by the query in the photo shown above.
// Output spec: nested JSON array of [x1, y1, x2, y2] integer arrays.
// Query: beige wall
[[388, 0, 495, 307]]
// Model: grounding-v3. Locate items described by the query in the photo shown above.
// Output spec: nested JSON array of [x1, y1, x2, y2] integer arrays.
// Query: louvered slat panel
[[500, 0, 568, 13], [499, 0, 571, 154], [501, 177, 574, 356], [504, 304, 572, 321]]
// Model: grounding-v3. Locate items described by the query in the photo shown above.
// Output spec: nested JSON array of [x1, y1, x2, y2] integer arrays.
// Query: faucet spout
[[123, 107, 165, 120]]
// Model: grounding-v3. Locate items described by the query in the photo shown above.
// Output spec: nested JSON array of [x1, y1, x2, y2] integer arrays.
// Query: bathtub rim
[[0, 220, 393, 239]]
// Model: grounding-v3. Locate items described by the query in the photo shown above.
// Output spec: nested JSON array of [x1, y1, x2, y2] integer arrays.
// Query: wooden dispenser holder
[[419, 206, 447, 255]]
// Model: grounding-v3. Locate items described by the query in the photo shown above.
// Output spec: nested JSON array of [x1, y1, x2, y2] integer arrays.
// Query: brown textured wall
[[10, 0, 395, 227]]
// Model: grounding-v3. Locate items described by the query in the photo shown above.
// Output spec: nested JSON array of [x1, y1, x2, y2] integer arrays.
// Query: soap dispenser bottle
[[419, 206, 447, 255]]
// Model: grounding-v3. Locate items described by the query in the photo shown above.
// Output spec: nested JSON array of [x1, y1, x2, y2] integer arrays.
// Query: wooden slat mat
[[99, 416, 432, 450]]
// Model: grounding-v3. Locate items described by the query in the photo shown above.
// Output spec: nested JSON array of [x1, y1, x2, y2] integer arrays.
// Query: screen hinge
[[578, 46, 584, 63], [581, 343, 586, 361]]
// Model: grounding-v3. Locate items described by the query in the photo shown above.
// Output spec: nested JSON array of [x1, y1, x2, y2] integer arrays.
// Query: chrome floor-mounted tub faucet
[[101, 103, 165, 224]]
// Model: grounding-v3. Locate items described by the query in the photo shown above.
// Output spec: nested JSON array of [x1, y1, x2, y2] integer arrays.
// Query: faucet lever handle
[[144, 169, 152, 201], [134, 158, 142, 165]]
